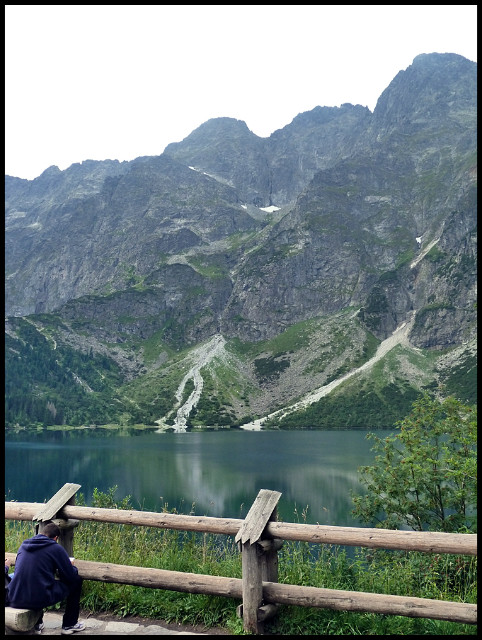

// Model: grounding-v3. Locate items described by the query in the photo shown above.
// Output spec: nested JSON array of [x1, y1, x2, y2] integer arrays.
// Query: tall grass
[[5, 488, 477, 635]]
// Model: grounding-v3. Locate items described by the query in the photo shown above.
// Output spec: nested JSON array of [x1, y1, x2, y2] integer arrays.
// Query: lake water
[[5, 428, 386, 527]]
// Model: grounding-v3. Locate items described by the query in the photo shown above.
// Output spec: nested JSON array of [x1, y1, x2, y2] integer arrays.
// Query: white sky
[[5, 4, 477, 180]]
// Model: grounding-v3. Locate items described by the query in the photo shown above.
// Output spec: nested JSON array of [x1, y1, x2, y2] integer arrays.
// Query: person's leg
[[34, 611, 45, 633], [61, 575, 83, 628]]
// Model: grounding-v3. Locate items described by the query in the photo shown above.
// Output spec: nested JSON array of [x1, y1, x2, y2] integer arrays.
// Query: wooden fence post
[[235, 489, 282, 634], [33, 483, 81, 557]]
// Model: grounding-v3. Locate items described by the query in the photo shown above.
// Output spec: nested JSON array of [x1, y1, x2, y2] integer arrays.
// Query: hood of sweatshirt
[[21, 534, 58, 552]]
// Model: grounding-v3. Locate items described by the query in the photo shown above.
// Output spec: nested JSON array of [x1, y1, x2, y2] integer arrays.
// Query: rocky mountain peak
[[372, 52, 476, 134], [4, 52, 477, 429], [166, 116, 256, 146]]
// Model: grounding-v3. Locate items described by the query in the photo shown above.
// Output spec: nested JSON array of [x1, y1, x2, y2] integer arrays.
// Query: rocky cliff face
[[164, 104, 371, 207], [216, 54, 476, 346], [6, 154, 261, 316], [5, 53, 477, 428]]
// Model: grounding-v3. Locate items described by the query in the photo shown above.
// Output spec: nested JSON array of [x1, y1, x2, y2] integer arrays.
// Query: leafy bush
[[352, 394, 477, 532]]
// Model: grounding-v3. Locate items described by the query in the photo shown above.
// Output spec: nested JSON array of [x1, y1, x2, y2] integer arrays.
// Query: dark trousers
[[36, 575, 83, 628]]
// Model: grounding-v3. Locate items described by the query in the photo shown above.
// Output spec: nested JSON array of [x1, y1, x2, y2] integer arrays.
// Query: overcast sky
[[5, 5, 477, 180]]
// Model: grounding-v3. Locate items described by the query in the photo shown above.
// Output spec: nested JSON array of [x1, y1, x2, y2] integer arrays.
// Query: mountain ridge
[[5, 52, 477, 429]]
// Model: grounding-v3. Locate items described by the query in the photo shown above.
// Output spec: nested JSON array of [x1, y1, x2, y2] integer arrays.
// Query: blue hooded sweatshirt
[[6, 534, 79, 610]]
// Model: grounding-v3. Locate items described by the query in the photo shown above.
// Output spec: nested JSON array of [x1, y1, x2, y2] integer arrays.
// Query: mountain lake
[[5, 428, 392, 528]]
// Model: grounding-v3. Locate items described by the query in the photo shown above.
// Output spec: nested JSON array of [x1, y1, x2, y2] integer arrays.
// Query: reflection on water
[[5, 429, 387, 527]]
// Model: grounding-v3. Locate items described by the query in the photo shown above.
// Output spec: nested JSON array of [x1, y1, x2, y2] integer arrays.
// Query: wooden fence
[[5, 485, 477, 634]]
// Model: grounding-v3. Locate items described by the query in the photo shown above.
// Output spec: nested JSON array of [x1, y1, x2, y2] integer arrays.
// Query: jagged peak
[[411, 51, 475, 66], [372, 51, 476, 127], [165, 116, 257, 152], [38, 165, 61, 177], [272, 103, 370, 136]]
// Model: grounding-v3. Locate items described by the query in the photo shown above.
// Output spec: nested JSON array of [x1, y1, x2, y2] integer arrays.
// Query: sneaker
[[34, 622, 44, 634], [61, 622, 86, 634]]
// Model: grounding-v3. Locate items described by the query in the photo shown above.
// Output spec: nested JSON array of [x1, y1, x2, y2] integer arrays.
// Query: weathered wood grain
[[235, 489, 282, 544], [241, 541, 264, 633], [5, 606, 43, 632], [32, 483, 81, 522], [5, 502, 477, 556], [262, 581, 477, 625], [6, 502, 476, 555]]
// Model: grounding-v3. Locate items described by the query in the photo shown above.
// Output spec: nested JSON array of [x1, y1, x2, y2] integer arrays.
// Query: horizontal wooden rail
[[262, 581, 477, 625], [5, 501, 477, 555], [266, 521, 477, 555], [4, 553, 476, 625], [4, 553, 242, 598]]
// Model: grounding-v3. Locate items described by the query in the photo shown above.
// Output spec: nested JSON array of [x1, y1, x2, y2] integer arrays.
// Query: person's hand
[[5, 558, 12, 568]]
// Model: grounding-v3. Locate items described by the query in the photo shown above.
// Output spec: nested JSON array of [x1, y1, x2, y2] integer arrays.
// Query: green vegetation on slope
[[5, 318, 125, 427], [5, 308, 476, 430], [433, 353, 477, 405], [268, 380, 420, 429]]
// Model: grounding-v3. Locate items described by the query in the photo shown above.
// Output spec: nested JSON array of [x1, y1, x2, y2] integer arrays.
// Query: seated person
[[6, 522, 85, 635]]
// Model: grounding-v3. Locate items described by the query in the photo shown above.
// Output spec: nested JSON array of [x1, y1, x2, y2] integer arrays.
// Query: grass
[[141, 329, 176, 365], [230, 316, 320, 360], [5, 488, 477, 635]]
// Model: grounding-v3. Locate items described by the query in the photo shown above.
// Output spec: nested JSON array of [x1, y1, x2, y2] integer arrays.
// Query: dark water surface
[[5, 428, 385, 527]]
